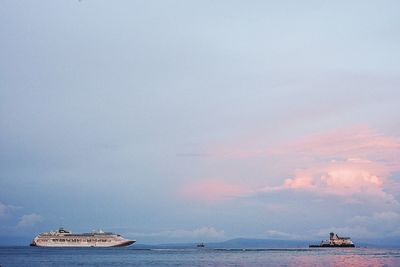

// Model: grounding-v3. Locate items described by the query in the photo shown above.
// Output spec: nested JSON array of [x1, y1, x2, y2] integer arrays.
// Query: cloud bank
[[181, 126, 400, 238], [184, 126, 400, 202], [17, 213, 44, 228]]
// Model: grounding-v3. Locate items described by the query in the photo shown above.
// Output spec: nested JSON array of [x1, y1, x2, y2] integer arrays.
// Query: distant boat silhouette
[[197, 242, 205, 248]]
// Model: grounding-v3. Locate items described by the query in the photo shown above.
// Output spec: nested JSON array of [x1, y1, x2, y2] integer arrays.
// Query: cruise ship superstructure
[[30, 228, 135, 247]]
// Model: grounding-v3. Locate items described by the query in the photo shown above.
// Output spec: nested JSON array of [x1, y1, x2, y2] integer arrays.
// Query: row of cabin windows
[[51, 239, 110, 242]]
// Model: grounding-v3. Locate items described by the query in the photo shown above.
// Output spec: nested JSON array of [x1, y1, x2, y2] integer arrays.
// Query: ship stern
[[30, 239, 37, 246]]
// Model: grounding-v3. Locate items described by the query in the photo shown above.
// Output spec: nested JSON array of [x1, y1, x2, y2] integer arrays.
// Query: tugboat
[[309, 232, 355, 247]]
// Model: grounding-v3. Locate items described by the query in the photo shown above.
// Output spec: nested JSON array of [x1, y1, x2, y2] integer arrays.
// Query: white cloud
[[129, 226, 225, 240], [0, 202, 21, 218], [0, 202, 7, 218], [17, 213, 44, 228]]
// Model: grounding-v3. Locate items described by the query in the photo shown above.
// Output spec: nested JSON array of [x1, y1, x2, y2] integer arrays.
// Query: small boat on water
[[197, 242, 205, 248], [309, 232, 355, 247], [30, 227, 135, 247]]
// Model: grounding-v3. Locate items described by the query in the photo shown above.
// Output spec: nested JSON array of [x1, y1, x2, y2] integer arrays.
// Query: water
[[1, 247, 400, 267]]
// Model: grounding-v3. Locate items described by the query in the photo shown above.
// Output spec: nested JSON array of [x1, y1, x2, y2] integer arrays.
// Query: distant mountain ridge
[[134, 238, 312, 249]]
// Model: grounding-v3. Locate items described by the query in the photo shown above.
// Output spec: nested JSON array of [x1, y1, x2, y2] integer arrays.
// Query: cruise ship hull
[[30, 239, 136, 247]]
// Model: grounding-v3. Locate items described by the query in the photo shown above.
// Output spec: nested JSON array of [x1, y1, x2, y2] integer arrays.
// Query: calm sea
[[1, 247, 399, 267]]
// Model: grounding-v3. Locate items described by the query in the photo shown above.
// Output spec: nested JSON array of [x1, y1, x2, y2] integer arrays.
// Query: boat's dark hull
[[309, 244, 355, 248]]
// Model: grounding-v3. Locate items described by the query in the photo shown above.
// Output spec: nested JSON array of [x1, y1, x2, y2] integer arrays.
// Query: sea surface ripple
[[1, 247, 399, 267]]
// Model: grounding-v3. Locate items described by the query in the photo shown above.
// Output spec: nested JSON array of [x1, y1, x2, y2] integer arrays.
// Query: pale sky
[[1, 0, 400, 245]]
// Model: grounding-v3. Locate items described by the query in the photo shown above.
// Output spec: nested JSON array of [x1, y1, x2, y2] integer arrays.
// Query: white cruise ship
[[30, 228, 135, 247]]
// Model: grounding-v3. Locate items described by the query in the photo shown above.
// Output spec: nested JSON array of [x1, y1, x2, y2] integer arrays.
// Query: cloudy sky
[[1, 0, 400, 245]]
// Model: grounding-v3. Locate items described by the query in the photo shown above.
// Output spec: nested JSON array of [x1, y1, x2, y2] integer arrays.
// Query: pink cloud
[[181, 180, 250, 202], [184, 126, 400, 203], [284, 171, 315, 189], [282, 160, 386, 195], [262, 126, 400, 200]]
